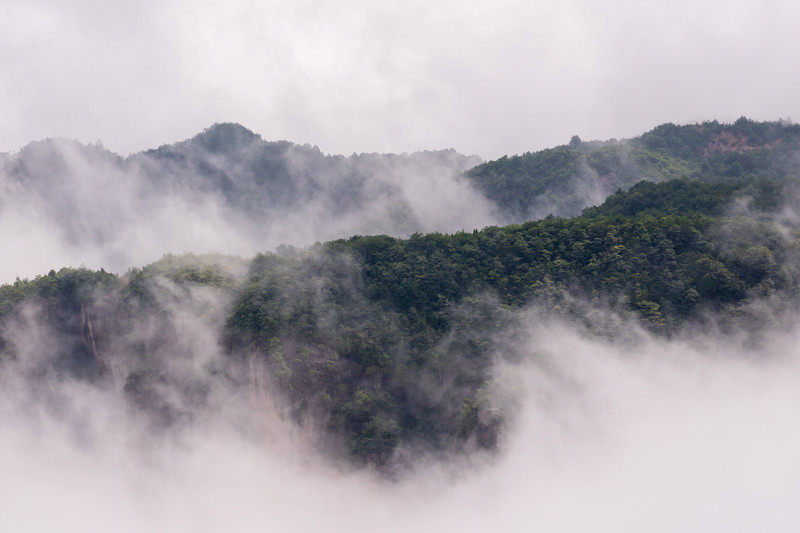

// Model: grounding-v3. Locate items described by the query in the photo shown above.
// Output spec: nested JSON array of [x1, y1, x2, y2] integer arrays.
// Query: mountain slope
[[466, 117, 800, 221], [3, 118, 800, 470]]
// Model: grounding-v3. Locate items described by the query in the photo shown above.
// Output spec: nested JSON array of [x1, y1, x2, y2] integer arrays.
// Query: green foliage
[[0, 267, 118, 319], [582, 179, 746, 219], [127, 253, 247, 289], [467, 147, 583, 219], [465, 118, 800, 222], [0, 267, 120, 378], [222, 165, 800, 463]]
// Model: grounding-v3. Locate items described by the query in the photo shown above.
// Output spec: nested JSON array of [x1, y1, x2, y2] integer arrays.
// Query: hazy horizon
[[4, 0, 799, 160]]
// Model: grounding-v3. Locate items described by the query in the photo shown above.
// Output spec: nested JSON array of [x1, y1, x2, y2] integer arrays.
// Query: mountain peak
[[190, 123, 261, 153]]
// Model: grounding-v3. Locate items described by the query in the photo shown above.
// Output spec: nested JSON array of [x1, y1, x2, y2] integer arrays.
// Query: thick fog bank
[[0, 132, 497, 284], [3, 315, 800, 532]]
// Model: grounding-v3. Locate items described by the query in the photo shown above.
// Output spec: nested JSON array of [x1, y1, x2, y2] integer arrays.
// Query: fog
[[3, 118, 800, 530], [4, 0, 800, 525], [3, 302, 800, 532], [3, 0, 800, 160], [0, 131, 497, 284]]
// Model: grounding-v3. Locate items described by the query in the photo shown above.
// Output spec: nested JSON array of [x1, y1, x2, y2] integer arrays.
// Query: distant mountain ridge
[[5, 118, 798, 237], [466, 117, 800, 221], [0, 123, 493, 280], [131, 122, 483, 222], [3, 117, 799, 284]]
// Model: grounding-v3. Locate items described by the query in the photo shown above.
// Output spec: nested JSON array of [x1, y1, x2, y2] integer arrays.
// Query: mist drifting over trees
[[4, 118, 800, 531]]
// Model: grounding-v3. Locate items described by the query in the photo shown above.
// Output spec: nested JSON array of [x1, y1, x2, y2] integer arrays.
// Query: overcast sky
[[3, 0, 799, 159]]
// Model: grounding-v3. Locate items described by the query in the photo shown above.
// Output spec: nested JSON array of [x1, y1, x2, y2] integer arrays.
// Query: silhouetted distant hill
[[0, 123, 491, 277]]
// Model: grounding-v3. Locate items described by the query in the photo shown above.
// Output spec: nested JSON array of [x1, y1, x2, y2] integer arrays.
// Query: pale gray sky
[[3, 0, 799, 159]]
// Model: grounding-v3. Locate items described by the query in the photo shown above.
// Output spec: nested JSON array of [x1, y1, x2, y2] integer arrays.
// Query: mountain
[[0, 124, 491, 282], [3, 118, 800, 471], [130, 123, 485, 226], [466, 117, 800, 221], [4, 118, 797, 284]]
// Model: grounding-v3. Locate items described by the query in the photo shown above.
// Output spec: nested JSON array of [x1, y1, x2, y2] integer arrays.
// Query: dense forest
[[467, 117, 800, 220], [2, 118, 800, 470]]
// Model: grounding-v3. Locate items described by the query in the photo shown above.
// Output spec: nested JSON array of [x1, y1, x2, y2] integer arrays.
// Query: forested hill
[[0, 123, 491, 281], [4, 116, 800, 469], [130, 123, 483, 224], [3, 118, 798, 280], [466, 117, 800, 221]]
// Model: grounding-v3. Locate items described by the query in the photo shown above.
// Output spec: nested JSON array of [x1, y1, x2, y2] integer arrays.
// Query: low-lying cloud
[[0, 132, 497, 284], [3, 302, 800, 532], [4, 122, 800, 531]]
